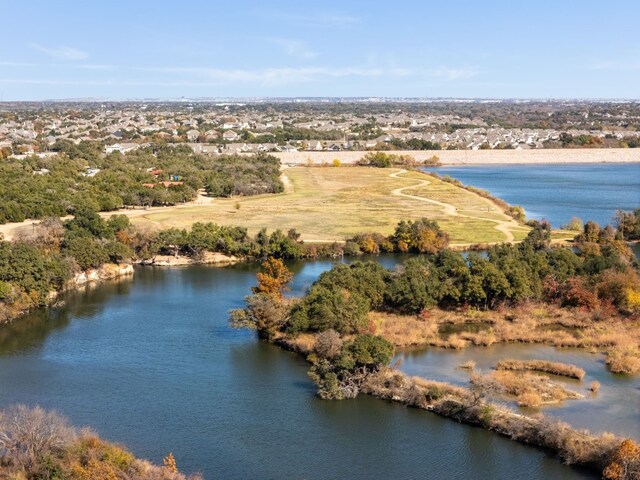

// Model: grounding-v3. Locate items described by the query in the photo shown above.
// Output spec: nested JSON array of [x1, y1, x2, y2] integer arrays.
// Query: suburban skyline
[[1, 0, 639, 101]]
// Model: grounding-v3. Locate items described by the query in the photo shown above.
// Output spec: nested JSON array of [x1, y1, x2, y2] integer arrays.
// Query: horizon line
[[1, 96, 640, 104]]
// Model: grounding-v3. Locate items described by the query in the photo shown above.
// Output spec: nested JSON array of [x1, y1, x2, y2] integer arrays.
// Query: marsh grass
[[471, 370, 583, 407], [495, 359, 586, 380], [362, 368, 632, 475], [374, 303, 640, 374]]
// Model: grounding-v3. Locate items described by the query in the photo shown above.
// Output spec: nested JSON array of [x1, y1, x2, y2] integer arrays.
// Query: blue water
[[0, 261, 596, 480], [424, 163, 640, 227]]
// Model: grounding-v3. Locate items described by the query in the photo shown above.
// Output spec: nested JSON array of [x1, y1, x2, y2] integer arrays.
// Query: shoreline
[[0, 263, 134, 326], [274, 331, 627, 477]]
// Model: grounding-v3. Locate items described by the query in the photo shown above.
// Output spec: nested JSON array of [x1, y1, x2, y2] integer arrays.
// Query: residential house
[[223, 130, 240, 141], [105, 143, 140, 154], [186, 129, 200, 141]]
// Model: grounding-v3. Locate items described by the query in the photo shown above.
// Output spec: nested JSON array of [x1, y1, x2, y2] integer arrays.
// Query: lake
[[0, 260, 597, 480], [424, 163, 640, 227]]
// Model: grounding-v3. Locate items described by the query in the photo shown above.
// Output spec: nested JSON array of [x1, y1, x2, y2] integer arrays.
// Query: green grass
[[128, 167, 530, 244]]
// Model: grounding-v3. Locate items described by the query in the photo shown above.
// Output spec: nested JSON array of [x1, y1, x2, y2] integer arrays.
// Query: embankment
[[272, 148, 640, 165]]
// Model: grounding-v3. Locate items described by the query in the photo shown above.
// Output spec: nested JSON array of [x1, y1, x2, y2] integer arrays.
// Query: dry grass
[[590, 381, 601, 393], [606, 346, 640, 375], [472, 370, 583, 406], [496, 359, 586, 380], [276, 332, 318, 356], [374, 303, 640, 375], [0, 405, 199, 480], [119, 167, 527, 245], [458, 360, 476, 370], [369, 311, 439, 347], [517, 391, 544, 407], [362, 367, 628, 474]]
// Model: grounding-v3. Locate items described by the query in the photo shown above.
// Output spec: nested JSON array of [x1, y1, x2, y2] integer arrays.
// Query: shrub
[[495, 359, 585, 380], [313, 329, 344, 359], [517, 391, 543, 407], [0, 404, 76, 470]]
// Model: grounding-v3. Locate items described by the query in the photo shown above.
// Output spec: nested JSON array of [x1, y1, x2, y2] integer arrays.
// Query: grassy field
[[124, 166, 530, 245]]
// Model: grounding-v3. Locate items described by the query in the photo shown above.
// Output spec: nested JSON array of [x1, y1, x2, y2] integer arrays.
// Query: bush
[[288, 285, 370, 335]]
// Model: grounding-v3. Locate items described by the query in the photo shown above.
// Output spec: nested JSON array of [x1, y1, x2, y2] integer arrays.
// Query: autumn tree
[[252, 257, 293, 299]]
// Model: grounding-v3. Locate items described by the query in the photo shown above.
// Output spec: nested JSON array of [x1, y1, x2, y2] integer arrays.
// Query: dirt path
[[280, 170, 294, 194], [389, 169, 520, 242]]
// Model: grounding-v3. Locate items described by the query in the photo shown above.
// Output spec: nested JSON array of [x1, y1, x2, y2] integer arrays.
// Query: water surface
[[397, 343, 640, 440], [424, 163, 640, 227], [0, 262, 596, 479]]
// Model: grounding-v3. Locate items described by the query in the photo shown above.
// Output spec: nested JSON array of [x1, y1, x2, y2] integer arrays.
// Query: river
[[424, 162, 640, 227], [0, 260, 598, 480]]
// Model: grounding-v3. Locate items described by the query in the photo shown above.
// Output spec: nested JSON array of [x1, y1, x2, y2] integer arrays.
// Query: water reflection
[[0, 276, 133, 356]]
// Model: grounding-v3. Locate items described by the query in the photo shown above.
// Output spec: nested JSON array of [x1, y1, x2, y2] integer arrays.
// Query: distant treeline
[[0, 141, 283, 224]]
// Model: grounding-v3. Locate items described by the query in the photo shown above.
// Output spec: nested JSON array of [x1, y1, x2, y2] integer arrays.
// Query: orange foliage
[[163, 452, 178, 473], [252, 257, 293, 299], [603, 439, 640, 480]]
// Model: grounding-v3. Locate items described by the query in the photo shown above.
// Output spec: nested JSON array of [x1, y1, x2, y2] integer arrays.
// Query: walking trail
[[389, 169, 521, 243]]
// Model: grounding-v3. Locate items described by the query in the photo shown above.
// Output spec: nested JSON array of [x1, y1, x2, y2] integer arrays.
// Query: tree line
[[0, 141, 283, 224]]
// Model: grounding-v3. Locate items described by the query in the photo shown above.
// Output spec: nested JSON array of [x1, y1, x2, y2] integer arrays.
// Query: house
[[222, 143, 249, 154], [277, 144, 298, 152], [105, 143, 140, 154], [186, 129, 200, 141], [223, 130, 240, 141], [256, 143, 278, 152], [305, 140, 323, 151], [159, 181, 184, 188], [204, 130, 221, 141], [188, 144, 220, 154]]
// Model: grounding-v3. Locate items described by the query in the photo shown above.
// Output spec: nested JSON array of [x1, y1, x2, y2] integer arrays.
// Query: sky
[[1, 0, 639, 100]]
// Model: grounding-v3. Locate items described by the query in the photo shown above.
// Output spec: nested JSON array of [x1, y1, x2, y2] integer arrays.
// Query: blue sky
[[1, 0, 639, 100]]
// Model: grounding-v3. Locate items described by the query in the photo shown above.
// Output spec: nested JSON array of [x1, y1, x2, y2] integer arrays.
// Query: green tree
[[62, 237, 109, 270], [288, 286, 370, 334], [386, 257, 442, 313]]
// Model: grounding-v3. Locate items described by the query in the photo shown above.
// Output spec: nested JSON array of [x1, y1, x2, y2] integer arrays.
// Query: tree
[[314, 262, 388, 309], [392, 218, 449, 253], [64, 207, 112, 239], [252, 257, 293, 299], [288, 285, 370, 335], [308, 334, 394, 400], [230, 293, 289, 339], [464, 254, 511, 308], [358, 151, 393, 168], [386, 257, 443, 313], [521, 220, 551, 250], [340, 334, 395, 370], [615, 209, 640, 241], [62, 237, 109, 270]]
